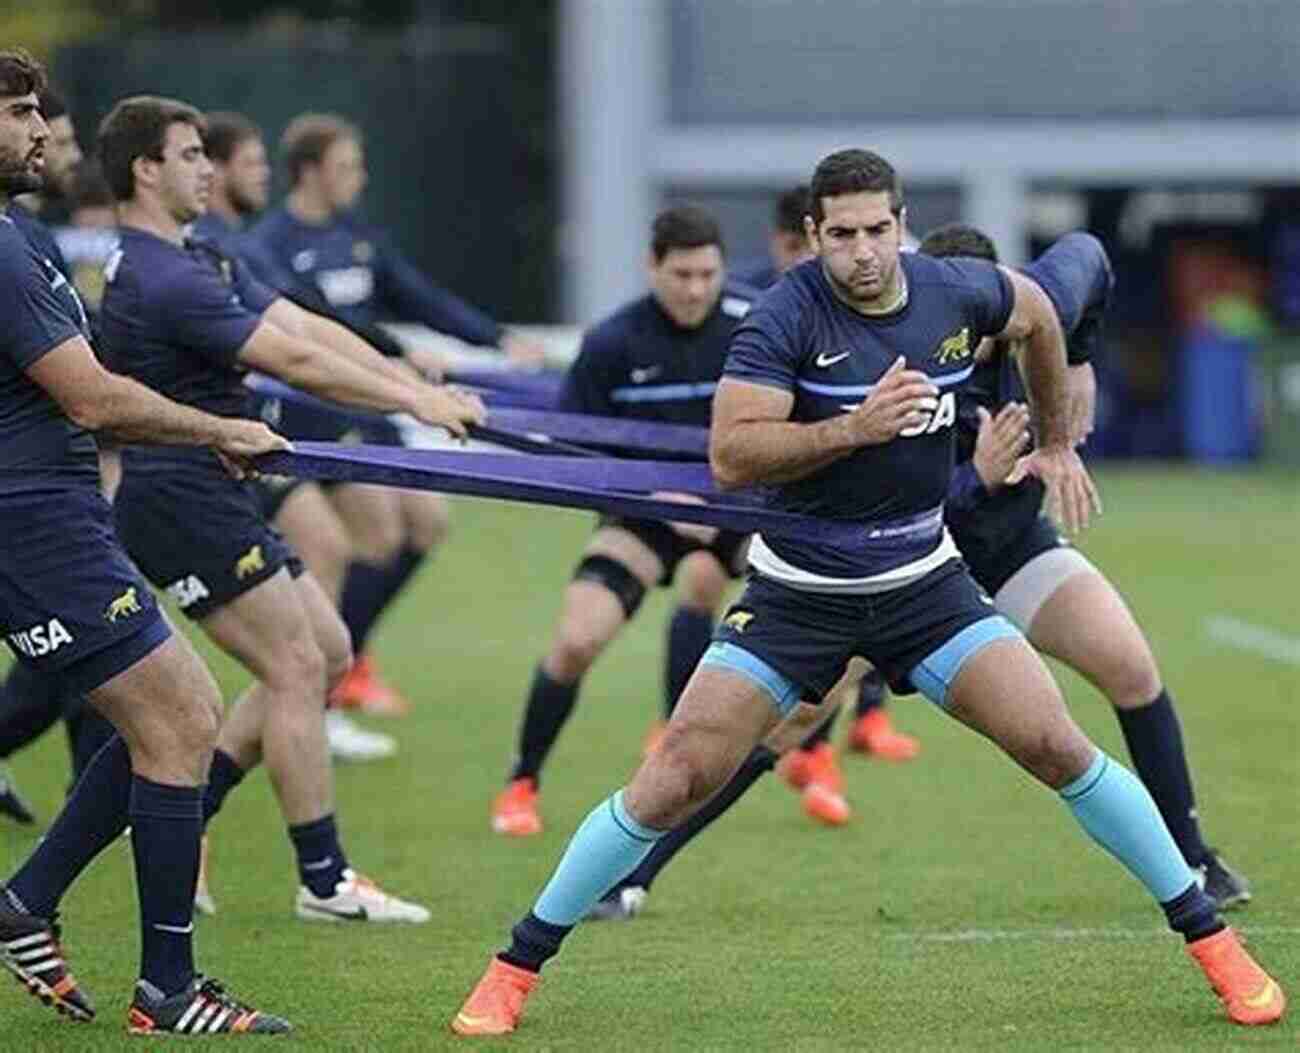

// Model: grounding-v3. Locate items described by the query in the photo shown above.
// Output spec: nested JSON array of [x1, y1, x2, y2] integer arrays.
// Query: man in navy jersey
[[95, 95, 483, 934], [0, 50, 294, 1034], [730, 184, 814, 291], [451, 149, 1284, 1035], [247, 112, 545, 717], [194, 110, 398, 763], [924, 222, 1250, 910], [488, 205, 790, 834]]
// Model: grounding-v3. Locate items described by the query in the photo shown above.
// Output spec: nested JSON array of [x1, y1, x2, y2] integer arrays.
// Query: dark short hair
[[203, 110, 262, 164], [774, 185, 809, 235], [38, 86, 67, 122], [280, 112, 360, 186], [919, 222, 999, 264], [97, 95, 205, 202], [809, 148, 903, 223], [66, 158, 114, 212], [0, 48, 45, 100], [650, 204, 724, 262]]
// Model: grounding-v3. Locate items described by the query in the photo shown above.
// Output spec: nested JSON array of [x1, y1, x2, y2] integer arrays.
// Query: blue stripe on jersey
[[796, 364, 975, 398], [609, 381, 718, 403]]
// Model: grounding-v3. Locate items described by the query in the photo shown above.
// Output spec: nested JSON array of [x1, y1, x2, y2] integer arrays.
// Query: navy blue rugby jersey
[[7, 201, 69, 278], [0, 213, 98, 493], [559, 281, 757, 427], [98, 226, 278, 467], [730, 256, 781, 291], [247, 206, 501, 348], [723, 253, 1012, 582]]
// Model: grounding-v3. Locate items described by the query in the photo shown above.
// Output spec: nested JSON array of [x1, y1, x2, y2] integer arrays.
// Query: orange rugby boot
[[848, 708, 920, 761], [451, 958, 539, 1036], [1187, 927, 1286, 1026], [491, 778, 542, 837], [329, 654, 411, 717]]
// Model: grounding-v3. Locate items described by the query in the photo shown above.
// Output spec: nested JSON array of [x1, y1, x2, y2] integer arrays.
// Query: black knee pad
[[572, 555, 647, 619]]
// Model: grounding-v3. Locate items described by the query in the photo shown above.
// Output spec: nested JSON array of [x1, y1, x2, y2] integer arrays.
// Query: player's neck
[[117, 198, 186, 245], [287, 187, 332, 225]]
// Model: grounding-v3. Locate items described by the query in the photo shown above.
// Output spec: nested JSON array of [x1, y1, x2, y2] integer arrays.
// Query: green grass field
[[1, 467, 1296, 1050]]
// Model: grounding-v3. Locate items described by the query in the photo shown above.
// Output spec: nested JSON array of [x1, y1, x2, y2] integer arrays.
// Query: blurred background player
[[730, 184, 814, 290], [922, 221, 1251, 909], [490, 205, 761, 837], [246, 112, 546, 718]]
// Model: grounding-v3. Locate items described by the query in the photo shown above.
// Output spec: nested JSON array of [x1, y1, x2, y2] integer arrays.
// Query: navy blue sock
[[65, 701, 114, 783], [7, 735, 131, 916], [511, 664, 580, 785], [664, 607, 714, 718], [499, 912, 572, 973], [853, 668, 888, 717], [799, 708, 840, 751], [614, 746, 777, 895], [129, 776, 201, 996], [342, 546, 425, 655], [202, 749, 246, 825], [1115, 691, 1211, 867], [289, 814, 349, 897], [0, 662, 64, 759], [1162, 882, 1224, 943]]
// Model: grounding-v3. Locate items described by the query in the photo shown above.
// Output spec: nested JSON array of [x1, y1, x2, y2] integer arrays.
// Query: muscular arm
[[709, 379, 859, 489], [263, 297, 420, 391], [236, 315, 420, 415], [996, 267, 1071, 449], [28, 336, 262, 446]]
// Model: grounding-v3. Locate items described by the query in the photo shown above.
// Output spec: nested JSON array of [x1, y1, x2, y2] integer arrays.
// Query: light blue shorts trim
[[909, 615, 1022, 707], [700, 641, 802, 718]]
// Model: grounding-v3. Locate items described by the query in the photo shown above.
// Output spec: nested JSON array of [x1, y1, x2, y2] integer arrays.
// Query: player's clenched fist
[[212, 419, 291, 479], [844, 356, 939, 446]]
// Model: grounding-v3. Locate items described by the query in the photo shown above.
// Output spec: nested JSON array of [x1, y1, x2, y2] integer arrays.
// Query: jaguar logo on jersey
[[934, 327, 972, 364], [234, 544, 266, 580], [723, 610, 755, 633], [104, 587, 142, 623], [8, 618, 73, 658]]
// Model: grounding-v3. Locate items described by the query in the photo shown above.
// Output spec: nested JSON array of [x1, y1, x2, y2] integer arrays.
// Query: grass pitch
[[1, 466, 1296, 1050]]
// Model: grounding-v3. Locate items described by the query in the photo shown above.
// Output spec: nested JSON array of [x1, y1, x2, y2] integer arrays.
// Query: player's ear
[[803, 214, 819, 252]]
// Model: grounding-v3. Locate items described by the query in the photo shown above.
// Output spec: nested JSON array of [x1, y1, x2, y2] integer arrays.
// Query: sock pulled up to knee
[[531, 790, 663, 929], [1059, 751, 1204, 910]]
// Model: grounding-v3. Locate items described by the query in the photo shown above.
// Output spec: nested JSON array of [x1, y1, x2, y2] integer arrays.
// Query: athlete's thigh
[[89, 626, 220, 738], [1025, 563, 1160, 702], [198, 567, 314, 684], [274, 483, 350, 588], [397, 489, 451, 550], [943, 635, 1093, 788], [674, 549, 730, 609], [292, 569, 352, 679], [328, 482, 403, 560]]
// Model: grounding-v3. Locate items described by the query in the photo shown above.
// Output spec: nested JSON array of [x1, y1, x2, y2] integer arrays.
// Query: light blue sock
[[1060, 751, 1197, 903], [534, 790, 663, 926]]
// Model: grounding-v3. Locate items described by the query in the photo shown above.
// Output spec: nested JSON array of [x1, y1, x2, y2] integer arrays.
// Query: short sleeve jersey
[[98, 226, 278, 467], [559, 281, 756, 426], [0, 213, 97, 493], [725, 253, 1012, 578]]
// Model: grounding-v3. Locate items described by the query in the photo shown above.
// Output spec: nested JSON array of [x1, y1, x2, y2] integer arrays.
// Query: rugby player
[[922, 221, 1250, 908], [95, 95, 482, 925], [0, 51, 292, 1033], [247, 112, 545, 716], [489, 205, 766, 836], [198, 110, 397, 762], [451, 149, 1283, 1034]]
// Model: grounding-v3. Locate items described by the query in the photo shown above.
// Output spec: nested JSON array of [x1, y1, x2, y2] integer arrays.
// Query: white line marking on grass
[[887, 926, 1300, 944], [1203, 615, 1300, 666]]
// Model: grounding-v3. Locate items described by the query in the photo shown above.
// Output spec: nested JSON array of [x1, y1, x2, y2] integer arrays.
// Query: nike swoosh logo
[[153, 923, 194, 935], [302, 856, 335, 871], [1243, 979, 1279, 1010], [630, 366, 662, 383], [307, 904, 369, 921], [815, 351, 850, 368]]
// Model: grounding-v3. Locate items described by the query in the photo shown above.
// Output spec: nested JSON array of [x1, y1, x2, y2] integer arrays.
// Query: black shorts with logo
[[114, 458, 303, 621], [712, 559, 1006, 700], [0, 485, 171, 693], [597, 515, 749, 586]]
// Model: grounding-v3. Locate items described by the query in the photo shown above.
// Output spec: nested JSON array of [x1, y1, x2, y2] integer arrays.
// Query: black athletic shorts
[[114, 459, 303, 620], [958, 514, 1069, 597], [0, 485, 171, 694]]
